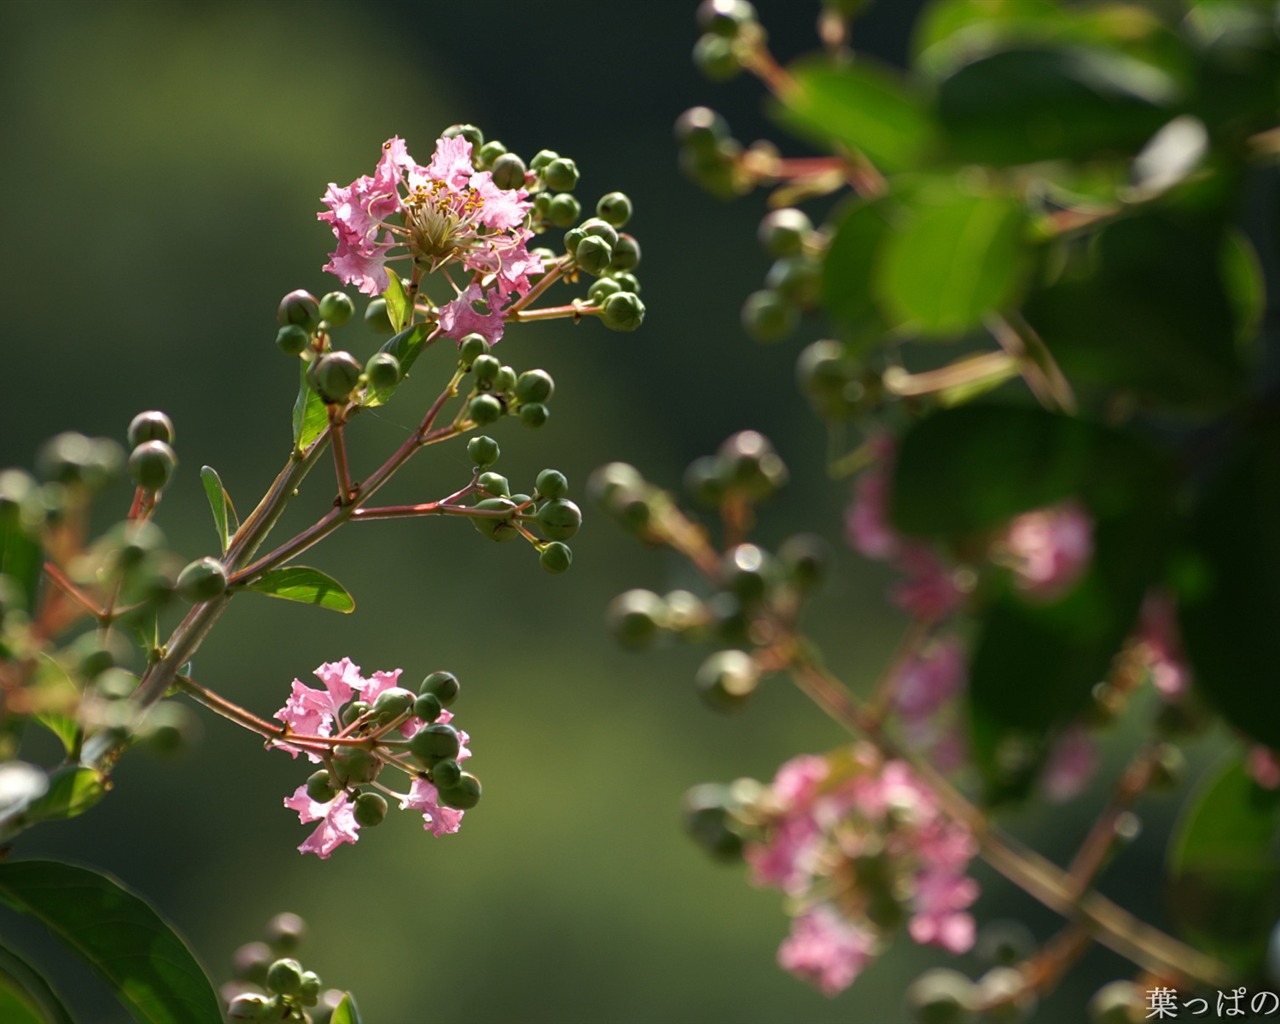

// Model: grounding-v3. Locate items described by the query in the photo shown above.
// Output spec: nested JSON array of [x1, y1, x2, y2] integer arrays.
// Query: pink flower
[[1000, 500, 1093, 600], [283, 786, 360, 859], [892, 636, 966, 722], [1247, 747, 1280, 790], [437, 283, 509, 344], [1136, 590, 1191, 699], [273, 657, 365, 761], [889, 546, 966, 622], [845, 438, 899, 560], [908, 820, 979, 954], [399, 777, 465, 837], [777, 904, 878, 996], [1041, 726, 1099, 803]]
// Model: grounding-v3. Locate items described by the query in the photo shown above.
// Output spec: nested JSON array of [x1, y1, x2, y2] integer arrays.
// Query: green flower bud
[[127, 411, 175, 447], [458, 333, 490, 365], [319, 291, 355, 327], [477, 471, 510, 496], [470, 354, 500, 385], [577, 217, 616, 246], [467, 435, 501, 468], [364, 297, 394, 335], [541, 157, 579, 192], [674, 106, 730, 154], [371, 686, 415, 724], [353, 791, 388, 827], [758, 207, 813, 257], [905, 968, 975, 1024], [796, 340, 862, 419], [265, 957, 304, 997], [663, 589, 708, 639], [432, 758, 462, 789], [515, 369, 555, 405], [708, 592, 751, 646], [719, 430, 788, 501], [547, 193, 581, 228], [470, 496, 520, 541], [299, 972, 322, 1007], [535, 498, 582, 541], [341, 700, 370, 727], [588, 278, 623, 304], [491, 153, 527, 190], [442, 123, 484, 147], [563, 226, 588, 255], [1087, 981, 1142, 1024], [277, 290, 320, 331], [741, 289, 797, 342], [574, 235, 613, 276], [331, 746, 379, 785], [128, 440, 178, 491], [530, 148, 558, 171], [364, 352, 401, 391], [477, 139, 507, 168], [694, 32, 742, 81], [976, 967, 1035, 1024], [607, 589, 665, 649], [493, 365, 517, 393], [697, 0, 757, 37], [720, 543, 775, 605], [684, 455, 728, 506], [520, 403, 550, 429], [683, 783, 746, 861], [410, 722, 461, 766], [438, 772, 482, 810], [38, 432, 115, 488], [778, 534, 828, 592], [610, 271, 641, 294], [176, 557, 227, 603], [609, 234, 641, 272], [420, 671, 460, 706], [468, 394, 504, 426], [696, 650, 759, 712], [539, 541, 573, 574], [535, 468, 568, 499], [94, 667, 139, 700], [306, 769, 337, 803], [276, 324, 310, 356], [596, 191, 633, 228], [601, 292, 645, 332], [232, 941, 273, 983], [413, 691, 443, 723], [227, 993, 273, 1021], [309, 351, 363, 403]]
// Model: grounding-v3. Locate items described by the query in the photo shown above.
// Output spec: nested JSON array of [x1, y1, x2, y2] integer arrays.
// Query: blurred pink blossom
[[778, 904, 878, 996], [1001, 500, 1094, 600], [1041, 726, 1099, 803], [1136, 590, 1191, 699]]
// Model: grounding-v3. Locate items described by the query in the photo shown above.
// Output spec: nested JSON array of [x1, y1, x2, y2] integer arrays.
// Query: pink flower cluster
[[275, 658, 470, 858], [999, 500, 1093, 600], [746, 751, 979, 995], [318, 135, 542, 344]]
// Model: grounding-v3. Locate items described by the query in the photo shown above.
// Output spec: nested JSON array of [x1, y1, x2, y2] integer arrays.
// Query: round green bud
[[720, 543, 775, 606], [547, 193, 581, 228], [176, 557, 227, 603], [663, 589, 708, 639], [299, 972, 322, 1007], [276, 324, 309, 356], [580, 218, 619, 247], [674, 106, 730, 154], [232, 941, 272, 983], [758, 207, 813, 257], [515, 369, 555, 405], [442, 123, 483, 147], [697, 0, 757, 37], [127, 410, 175, 447], [975, 967, 1035, 1024], [539, 541, 573, 574], [520, 403, 550, 429], [467, 435, 501, 468], [128, 440, 177, 491], [533, 192, 552, 217], [796, 339, 860, 419], [341, 700, 370, 727], [468, 394, 504, 426], [694, 32, 742, 81], [574, 235, 613, 276], [227, 993, 273, 1021], [413, 691, 443, 723], [535, 498, 582, 541], [695, 650, 759, 712], [438, 772, 482, 810], [476, 471, 510, 496], [364, 352, 401, 391], [74, 639, 117, 680], [458, 333, 490, 365], [265, 957, 304, 997], [609, 233, 641, 272], [563, 226, 588, 255], [510, 492, 532, 506], [331, 745, 379, 785], [318, 291, 355, 327], [611, 271, 642, 294], [683, 783, 747, 861], [1087, 981, 1142, 1024], [353, 791, 388, 827], [708, 592, 751, 646], [410, 722, 461, 766], [905, 968, 975, 1024], [587, 462, 645, 508], [530, 148, 558, 171], [142, 702, 196, 755], [607, 589, 665, 649], [471, 353, 501, 384], [470, 496, 520, 541], [1148, 742, 1186, 790], [588, 278, 623, 304], [601, 292, 646, 332], [37, 432, 99, 487], [420, 670, 460, 706], [364, 297, 394, 335], [541, 157, 579, 192], [493, 365, 518, 393], [371, 686, 415, 724], [684, 455, 728, 506], [765, 254, 821, 306], [432, 758, 463, 789], [778, 534, 829, 592], [277, 290, 320, 331], [719, 430, 788, 501], [596, 191, 633, 228], [309, 351, 363, 403], [741, 289, 797, 342], [535, 468, 569, 499], [94, 667, 139, 700], [265, 912, 307, 953], [306, 769, 337, 803], [477, 139, 507, 168], [491, 152, 527, 190]]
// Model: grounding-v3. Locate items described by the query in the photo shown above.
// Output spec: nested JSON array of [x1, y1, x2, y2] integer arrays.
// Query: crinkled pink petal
[[357, 668, 404, 705], [399, 777, 464, 836], [1041, 726, 1098, 803], [746, 815, 823, 894], [892, 636, 966, 720], [1003, 500, 1094, 600], [468, 169, 531, 231], [425, 135, 476, 188], [777, 904, 878, 996], [313, 658, 364, 703], [890, 545, 965, 622], [322, 239, 394, 296], [772, 754, 829, 806], [438, 283, 508, 343], [284, 786, 361, 859]]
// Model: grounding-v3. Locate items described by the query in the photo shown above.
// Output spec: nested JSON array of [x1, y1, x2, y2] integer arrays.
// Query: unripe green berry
[[610, 234, 641, 272], [596, 191, 633, 228], [309, 351, 363, 403], [371, 686, 415, 724], [410, 722, 461, 766], [458, 333, 490, 365], [574, 235, 613, 276], [413, 692, 443, 723], [563, 226, 588, 255], [541, 157, 579, 192], [491, 152, 527, 190], [420, 670, 460, 706], [720, 430, 788, 501], [539, 541, 572, 574], [364, 352, 401, 391], [905, 968, 975, 1024], [674, 106, 729, 153], [469, 394, 503, 425], [694, 32, 742, 81], [127, 411, 175, 447], [266, 958, 304, 997], [696, 650, 759, 712], [128, 440, 178, 491], [467, 435, 501, 468], [277, 290, 320, 331], [471, 353, 501, 384], [477, 471, 510, 496], [766, 255, 820, 305], [535, 498, 582, 541], [683, 783, 746, 861], [306, 769, 337, 803], [520, 403, 549, 428], [741, 289, 797, 342], [364, 297, 394, 335], [341, 700, 370, 727], [580, 217, 618, 247], [511, 370, 552, 405], [547, 193, 581, 228], [319, 291, 355, 327], [601, 292, 646, 332], [276, 324, 309, 355], [442, 123, 483, 147], [758, 207, 813, 257], [438, 771, 482, 810], [607, 589, 665, 649], [477, 139, 507, 168], [265, 912, 307, 953], [698, 0, 757, 37], [227, 993, 273, 1021], [331, 746, 379, 785], [493, 365, 517, 393], [611, 271, 642, 294], [469, 497, 520, 541], [588, 278, 623, 304], [535, 468, 569, 499], [299, 972, 322, 1007], [432, 758, 463, 789], [176, 557, 226, 603], [353, 791, 388, 827]]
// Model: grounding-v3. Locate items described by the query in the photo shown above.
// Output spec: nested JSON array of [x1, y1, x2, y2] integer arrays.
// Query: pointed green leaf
[[22, 767, 108, 825], [291, 364, 329, 452], [0, 942, 75, 1024], [33, 716, 78, 758], [0, 859, 222, 1024], [821, 197, 893, 347], [331, 992, 363, 1024], [0, 510, 42, 614], [199, 467, 237, 554], [363, 323, 430, 408], [382, 273, 410, 334], [242, 566, 355, 613]]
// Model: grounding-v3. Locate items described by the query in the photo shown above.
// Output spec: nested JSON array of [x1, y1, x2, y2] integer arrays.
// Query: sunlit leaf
[[331, 992, 364, 1024], [382, 273, 410, 334], [22, 767, 108, 825], [291, 363, 329, 452], [199, 466, 236, 554], [241, 566, 355, 613]]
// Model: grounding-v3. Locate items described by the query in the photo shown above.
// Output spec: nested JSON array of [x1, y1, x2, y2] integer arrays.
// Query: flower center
[[404, 180, 486, 267]]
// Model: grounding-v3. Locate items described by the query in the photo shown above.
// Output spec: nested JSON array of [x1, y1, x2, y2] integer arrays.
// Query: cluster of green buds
[[456, 334, 557, 431], [741, 207, 823, 343], [276, 288, 394, 410], [225, 912, 355, 1023], [692, 0, 764, 82], [559, 196, 645, 333]]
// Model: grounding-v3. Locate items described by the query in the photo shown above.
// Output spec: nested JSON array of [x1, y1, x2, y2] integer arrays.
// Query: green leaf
[[912, 0, 1065, 79], [33, 716, 78, 758], [22, 767, 108, 825], [0, 508, 42, 614], [873, 188, 1030, 337], [0, 941, 75, 1024], [382, 273, 410, 334], [1221, 226, 1264, 349], [331, 992, 364, 1024], [291, 363, 329, 452], [772, 56, 932, 171], [242, 566, 355, 613], [1168, 756, 1280, 975], [363, 323, 430, 408], [936, 45, 1178, 165], [0, 859, 222, 1024], [199, 466, 237, 554], [821, 197, 893, 346]]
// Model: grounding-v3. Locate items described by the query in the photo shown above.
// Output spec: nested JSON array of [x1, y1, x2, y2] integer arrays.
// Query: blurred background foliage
[[0, 0, 1246, 1020]]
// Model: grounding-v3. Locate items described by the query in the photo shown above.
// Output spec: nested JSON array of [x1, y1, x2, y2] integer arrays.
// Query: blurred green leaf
[[22, 767, 108, 826], [821, 198, 893, 345], [332, 992, 363, 1024], [772, 56, 932, 171], [364, 323, 430, 408], [199, 466, 236, 554], [0, 511, 42, 614], [0, 859, 221, 1024], [0, 942, 75, 1024], [873, 188, 1030, 337], [291, 364, 328, 452], [383, 273, 410, 334], [1221, 226, 1264, 348], [912, 0, 1064, 78], [32, 717, 78, 758], [242, 566, 355, 613], [1169, 756, 1280, 975], [937, 45, 1177, 165]]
